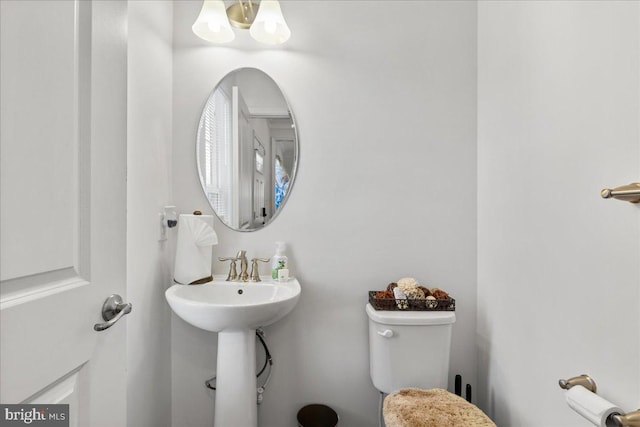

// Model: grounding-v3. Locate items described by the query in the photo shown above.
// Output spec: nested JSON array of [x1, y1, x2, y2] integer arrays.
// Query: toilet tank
[[366, 303, 455, 394]]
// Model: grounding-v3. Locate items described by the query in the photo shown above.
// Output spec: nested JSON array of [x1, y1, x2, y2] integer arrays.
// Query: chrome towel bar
[[601, 183, 640, 203]]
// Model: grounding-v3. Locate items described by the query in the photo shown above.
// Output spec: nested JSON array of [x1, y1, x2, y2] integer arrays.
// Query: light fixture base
[[226, 2, 259, 30]]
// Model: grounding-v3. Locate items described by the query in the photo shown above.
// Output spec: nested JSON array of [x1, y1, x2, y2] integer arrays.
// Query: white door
[[254, 174, 266, 227], [252, 136, 266, 227], [232, 86, 253, 229], [0, 1, 128, 426]]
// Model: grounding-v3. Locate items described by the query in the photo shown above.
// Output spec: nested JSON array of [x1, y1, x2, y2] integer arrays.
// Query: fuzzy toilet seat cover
[[383, 388, 496, 427]]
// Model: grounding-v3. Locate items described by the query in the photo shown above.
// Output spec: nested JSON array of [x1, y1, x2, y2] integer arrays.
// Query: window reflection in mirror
[[197, 68, 298, 231]]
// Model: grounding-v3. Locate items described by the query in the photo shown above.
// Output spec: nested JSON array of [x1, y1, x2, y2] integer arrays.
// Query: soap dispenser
[[271, 241, 288, 280]]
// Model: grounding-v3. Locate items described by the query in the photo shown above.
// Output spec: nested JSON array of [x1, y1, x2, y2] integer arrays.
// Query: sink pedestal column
[[214, 329, 258, 427]]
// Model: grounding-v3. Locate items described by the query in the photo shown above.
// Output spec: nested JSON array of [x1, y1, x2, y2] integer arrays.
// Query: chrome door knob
[[94, 294, 132, 331]]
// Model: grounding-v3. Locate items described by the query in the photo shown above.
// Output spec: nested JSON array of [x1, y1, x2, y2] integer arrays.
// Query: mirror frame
[[195, 67, 299, 232]]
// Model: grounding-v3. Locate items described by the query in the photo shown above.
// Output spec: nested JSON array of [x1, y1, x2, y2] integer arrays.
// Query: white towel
[[174, 214, 218, 285]]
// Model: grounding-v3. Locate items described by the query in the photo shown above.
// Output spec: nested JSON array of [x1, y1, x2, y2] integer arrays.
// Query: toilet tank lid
[[366, 303, 456, 325]]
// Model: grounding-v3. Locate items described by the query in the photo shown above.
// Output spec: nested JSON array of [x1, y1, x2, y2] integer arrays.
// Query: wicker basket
[[368, 291, 455, 311]]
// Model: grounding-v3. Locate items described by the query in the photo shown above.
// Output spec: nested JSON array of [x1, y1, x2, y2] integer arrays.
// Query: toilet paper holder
[[559, 375, 640, 427], [611, 411, 640, 427], [558, 374, 597, 393]]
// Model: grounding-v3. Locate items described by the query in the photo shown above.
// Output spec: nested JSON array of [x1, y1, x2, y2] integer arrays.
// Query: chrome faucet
[[236, 250, 249, 282]]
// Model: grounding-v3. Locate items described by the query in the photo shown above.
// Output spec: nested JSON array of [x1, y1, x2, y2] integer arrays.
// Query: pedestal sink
[[165, 276, 301, 427]]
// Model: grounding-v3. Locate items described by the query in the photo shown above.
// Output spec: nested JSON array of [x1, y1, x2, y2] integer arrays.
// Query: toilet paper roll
[[565, 385, 623, 427], [174, 214, 218, 285]]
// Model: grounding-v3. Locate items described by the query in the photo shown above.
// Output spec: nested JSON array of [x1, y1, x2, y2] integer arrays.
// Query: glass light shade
[[249, 0, 291, 45], [192, 0, 235, 43]]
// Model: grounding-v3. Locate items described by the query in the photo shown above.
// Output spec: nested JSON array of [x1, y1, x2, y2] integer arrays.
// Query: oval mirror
[[197, 68, 298, 231]]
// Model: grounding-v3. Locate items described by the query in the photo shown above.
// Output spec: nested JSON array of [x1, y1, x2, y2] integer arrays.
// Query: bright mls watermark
[[0, 405, 69, 427]]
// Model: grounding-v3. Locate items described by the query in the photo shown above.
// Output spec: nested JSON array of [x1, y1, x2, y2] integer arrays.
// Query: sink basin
[[165, 277, 301, 332]]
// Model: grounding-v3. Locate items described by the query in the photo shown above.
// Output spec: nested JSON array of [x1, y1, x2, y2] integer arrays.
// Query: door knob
[[94, 294, 132, 331]]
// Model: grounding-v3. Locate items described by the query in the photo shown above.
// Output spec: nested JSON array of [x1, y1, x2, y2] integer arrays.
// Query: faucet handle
[[218, 257, 238, 281], [250, 258, 270, 282]]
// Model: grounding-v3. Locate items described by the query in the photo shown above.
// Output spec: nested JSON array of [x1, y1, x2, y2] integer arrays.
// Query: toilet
[[366, 303, 496, 427], [366, 303, 455, 394]]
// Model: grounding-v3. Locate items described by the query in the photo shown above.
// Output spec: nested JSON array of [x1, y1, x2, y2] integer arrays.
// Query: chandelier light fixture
[[192, 0, 291, 45]]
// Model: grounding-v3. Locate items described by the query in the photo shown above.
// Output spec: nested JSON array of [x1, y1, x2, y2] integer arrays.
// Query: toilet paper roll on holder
[[559, 375, 640, 427]]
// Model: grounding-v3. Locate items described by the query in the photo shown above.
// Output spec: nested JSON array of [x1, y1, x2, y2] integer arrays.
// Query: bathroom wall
[[477, 2, 640, 426], [171, 1, 477, 426], [127, 2, 174, 426]]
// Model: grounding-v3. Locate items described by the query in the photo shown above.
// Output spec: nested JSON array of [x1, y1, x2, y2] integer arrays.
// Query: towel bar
[[601, 183, 640, 203]]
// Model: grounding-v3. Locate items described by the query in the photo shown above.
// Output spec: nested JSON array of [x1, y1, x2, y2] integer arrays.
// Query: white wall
[[477, 2, 640, 426], [172, 1, 477, 426], [127, 2, 174, 426]]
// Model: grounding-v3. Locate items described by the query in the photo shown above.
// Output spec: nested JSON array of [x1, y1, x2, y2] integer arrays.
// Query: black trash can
[[297, 404, 339, 427]]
